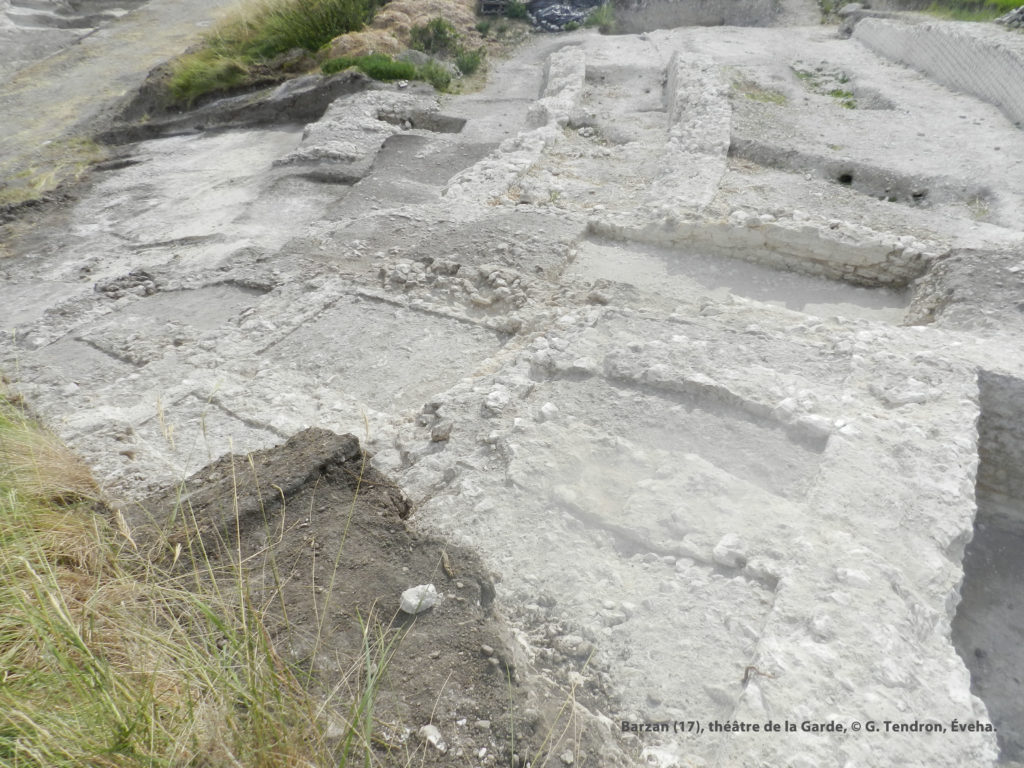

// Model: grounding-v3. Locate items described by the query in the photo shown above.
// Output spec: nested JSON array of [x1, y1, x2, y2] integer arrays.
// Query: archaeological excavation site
[[2, 0, 1024, 765]]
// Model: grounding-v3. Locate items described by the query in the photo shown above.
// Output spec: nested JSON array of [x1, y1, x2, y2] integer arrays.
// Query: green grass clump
[[505, 0, 529, 19], [168, 0, 379, 106], [169, 51, 250, 107], [584, 3, 616, 33], [924, 0, 1019, 18], [455, 45, 485, 76], [409, 16, 460, 55], [828, 88, 856, 108], [405, 17, 485, 85], [242, 0, 378, 59], [321, 53, 459, 90], [419, 60, 453, 90], [475, 19, 492, 35], [323, 52, 417, 80]]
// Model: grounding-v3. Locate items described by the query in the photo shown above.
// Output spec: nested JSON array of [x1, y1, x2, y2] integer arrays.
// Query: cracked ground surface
[[4, 6, 1024, 767]]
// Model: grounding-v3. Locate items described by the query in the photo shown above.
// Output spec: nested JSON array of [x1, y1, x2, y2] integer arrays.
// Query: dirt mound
[[135, 428, 626, 766], [326, 29, 406, 59]]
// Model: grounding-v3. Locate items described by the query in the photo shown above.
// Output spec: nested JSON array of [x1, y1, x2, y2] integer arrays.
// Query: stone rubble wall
[[996, 5, 1024, 28], [274, 89, 441, 177], [643, 51, 731, 216], [853, 16, 1024, 128], [591, 209, 940, 287]]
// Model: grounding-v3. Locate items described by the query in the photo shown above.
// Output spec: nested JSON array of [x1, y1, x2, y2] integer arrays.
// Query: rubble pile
[[996, 5, 1024, 27], [526, 0, 604, 31]]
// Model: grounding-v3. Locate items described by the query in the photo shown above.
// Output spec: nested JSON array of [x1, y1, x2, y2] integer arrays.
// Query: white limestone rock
[[400, 584, 439, 615]]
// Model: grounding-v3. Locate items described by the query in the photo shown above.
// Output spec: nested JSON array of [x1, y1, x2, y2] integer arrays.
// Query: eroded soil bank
[[134, 427, 622, 766]]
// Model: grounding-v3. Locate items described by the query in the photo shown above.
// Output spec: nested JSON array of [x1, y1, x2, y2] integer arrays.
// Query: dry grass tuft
[[326, 28, 405, 59], [0, 421, 99, 505], [327, 0, 483, 57]]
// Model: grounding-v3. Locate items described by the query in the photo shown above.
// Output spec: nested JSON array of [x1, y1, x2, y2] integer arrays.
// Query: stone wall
[[853, 16, 1024, 128], [615, 0, 777, 33], [643, 51, 731, 214], [951, 369, 1024, 760], [591, 210, 937, 287], [976, 370, 1024, 531]]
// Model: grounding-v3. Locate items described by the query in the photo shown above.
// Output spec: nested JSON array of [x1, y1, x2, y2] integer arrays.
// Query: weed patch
[[406, 16, 486, 86], [732, 75, 788, 105], [968, 194, 991, 220], [419, 59, 453, 90], [321, 52, 459, 90], [793, 63, 858, 108], [409, 16, 460, 56], [505, 0, 529, 19], [455, 45, 485, 76], [584, 3, 616, 33], [828, 87, 857, 108]]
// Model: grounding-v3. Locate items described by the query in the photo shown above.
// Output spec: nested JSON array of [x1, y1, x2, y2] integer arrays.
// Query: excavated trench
[[953, 371, 1024, 762], [572, 235, 911, 322], [730, 137, 994, 212]]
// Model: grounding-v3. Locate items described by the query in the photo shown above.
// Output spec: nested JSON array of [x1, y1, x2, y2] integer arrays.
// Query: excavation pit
[[952, 371, 1024, 762], [131, 282, 271, 331]]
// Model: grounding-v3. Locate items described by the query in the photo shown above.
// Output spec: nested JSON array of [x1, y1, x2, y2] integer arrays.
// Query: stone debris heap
[[526, 0, 604, 31], [996, 5, 1024, 26]]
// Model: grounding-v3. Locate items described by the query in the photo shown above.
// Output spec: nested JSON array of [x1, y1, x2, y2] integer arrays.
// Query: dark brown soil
[[134, 428, 625, 767]]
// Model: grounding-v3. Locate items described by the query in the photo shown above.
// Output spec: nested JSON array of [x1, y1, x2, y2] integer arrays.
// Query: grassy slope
[[924, 0, 1020, 19], [0, 391, 378, 767], [169, 0, 379, 105]]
